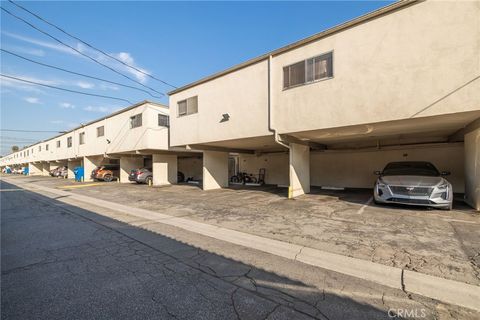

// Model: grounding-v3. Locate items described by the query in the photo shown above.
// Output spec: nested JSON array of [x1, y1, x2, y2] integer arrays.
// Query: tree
[[11, 146, 19, 152]]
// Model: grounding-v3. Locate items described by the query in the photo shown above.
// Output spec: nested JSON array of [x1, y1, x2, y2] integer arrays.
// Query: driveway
[[6, 175, 480, 286]]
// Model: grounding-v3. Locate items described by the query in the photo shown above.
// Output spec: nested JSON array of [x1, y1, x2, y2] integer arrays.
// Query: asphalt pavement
[[1, 179, 478, 319]]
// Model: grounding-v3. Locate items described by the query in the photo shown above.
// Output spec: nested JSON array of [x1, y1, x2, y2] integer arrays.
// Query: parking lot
[[5, 174, 479, 287]]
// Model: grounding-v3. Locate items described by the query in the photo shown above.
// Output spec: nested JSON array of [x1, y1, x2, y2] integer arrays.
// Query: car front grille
[[389, 186, 433, 196], [386, 198, 434, 205]]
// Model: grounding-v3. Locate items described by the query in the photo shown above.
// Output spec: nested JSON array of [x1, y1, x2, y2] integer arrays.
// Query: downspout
[[267, 55, 290, 150]]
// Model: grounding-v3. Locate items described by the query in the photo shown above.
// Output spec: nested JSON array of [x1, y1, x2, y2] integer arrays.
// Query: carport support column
[[42, 162, 50, 176], [67, 160, 76, 180], [203, 151, 229, 190], [464, 125, 480, 210], [83, 156, 100, 182], [289, 143, 310, 198], [152, 154, 178, 186], [28, 162, 42, 176], [120, 156, 144, 183]]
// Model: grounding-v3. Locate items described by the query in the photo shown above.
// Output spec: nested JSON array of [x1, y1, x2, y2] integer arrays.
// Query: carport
[[106, 149, 202, 186], [188, 111, 480, 210]]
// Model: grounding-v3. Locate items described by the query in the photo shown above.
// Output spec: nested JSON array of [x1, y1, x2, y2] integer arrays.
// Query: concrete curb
[[8, 178, 480, 312]]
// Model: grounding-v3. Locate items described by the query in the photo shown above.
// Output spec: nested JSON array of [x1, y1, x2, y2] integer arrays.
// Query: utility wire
[[1, 74, 133, 104], [1, 6, 165, 97], [8, 0, 177, 89], [1, 129, 65, 133], [1, 49, 164, 98]]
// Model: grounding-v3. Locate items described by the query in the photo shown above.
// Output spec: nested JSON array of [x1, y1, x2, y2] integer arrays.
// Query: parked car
[[373, 161, 453, 210], [128, 168, 185, 184], [129, 167, 153, 184], [91, 164, 120, 182], [57, 166, 68, 178]]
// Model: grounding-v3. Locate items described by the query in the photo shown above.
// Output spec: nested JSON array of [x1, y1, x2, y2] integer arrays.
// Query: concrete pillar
[[42, 162, 50, 176], [203, 151, 229, 190], [289, 143, 310, 198], [152, 154, 178, 186], [465, 126, 480, 210], [84, 156, 103, 182], [28, 162, 43, 176], [67, 159, 81, 180], [120, 156, 143, 183]]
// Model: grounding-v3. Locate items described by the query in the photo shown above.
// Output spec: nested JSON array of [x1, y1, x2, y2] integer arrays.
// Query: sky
[[0, 0, 393, 156]]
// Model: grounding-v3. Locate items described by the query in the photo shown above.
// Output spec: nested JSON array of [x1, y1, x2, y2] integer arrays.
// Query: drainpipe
[[267, 55, 290, 150]]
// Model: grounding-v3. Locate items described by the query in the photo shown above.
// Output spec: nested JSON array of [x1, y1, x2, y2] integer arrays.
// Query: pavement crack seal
[[400, 268, 412, 300], [294, 246, 305, 261]]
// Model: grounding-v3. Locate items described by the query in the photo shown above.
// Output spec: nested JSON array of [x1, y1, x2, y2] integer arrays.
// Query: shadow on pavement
[[0, 180, 409, 320]]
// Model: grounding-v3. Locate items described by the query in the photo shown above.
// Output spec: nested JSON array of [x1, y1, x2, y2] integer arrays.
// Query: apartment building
[[168, 0, 480, 209], [0, 101, 202, 185]]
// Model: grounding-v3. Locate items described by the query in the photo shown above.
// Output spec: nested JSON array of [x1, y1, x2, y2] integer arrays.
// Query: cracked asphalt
[[2, 178, 480, 319], [11, 174, 480, 286]]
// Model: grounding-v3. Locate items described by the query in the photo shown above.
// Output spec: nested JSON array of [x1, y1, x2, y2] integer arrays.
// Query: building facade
[[2, 0, 479, 209]]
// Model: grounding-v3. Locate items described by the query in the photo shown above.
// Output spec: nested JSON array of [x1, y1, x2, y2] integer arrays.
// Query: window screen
[[79, 132, 85, 145], [178, 96, 198, 117], [283, 52, 333, 89], [57, 140, 61, 148], [130, 113, 142, 128], [67, 137, 72, 148], [158, 114, 170, 127], [97, 126, 105, 137]]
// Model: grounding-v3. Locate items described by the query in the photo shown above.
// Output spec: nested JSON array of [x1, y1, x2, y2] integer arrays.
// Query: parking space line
[[58, 183, 105, 189], [357, 196, 373, 214]]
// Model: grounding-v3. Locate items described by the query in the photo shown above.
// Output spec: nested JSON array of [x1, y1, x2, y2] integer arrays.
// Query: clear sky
[[0, 0, 393, 156]]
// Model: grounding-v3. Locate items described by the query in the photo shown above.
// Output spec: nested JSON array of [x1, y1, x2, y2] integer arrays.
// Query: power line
[[1, 129, 65, 133], [8, 0, 177, 89], [1, 6, 165, 97], [1, 74, 133, 104], [1, 49, 164, 98]]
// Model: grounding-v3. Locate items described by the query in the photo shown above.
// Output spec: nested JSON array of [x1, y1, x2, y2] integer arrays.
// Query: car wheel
[[103, 174, 112, 182], [145, 176, 153, 185]]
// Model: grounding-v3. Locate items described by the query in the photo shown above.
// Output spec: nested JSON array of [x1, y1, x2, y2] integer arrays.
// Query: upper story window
[[283, 52, 333, 90], [57, 140, 61, 148], [67, 137, 72, 148], [97, 126, 105, 137], [38, 145, 41, 152], [79, 132, 85, 145], [130, 113, 142, 128], [26, 150, 29, 156], [158, 114, 169, 127], [46, 144, 49, 151], [178, 96, 198, 117]]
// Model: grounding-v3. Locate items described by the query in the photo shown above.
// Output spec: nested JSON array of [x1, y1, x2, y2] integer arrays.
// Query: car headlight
[[437, 183, 448, 190]]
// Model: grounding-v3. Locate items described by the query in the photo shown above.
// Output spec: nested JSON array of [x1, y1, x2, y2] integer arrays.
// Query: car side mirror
[[441, 171, 451, 176], [374, 170, 382, 175]]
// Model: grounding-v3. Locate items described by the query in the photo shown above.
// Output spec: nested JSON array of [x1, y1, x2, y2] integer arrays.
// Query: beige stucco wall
[[239, 143, 465, 192], [272, 0, 480, 134], [464, 128, 480, 210], [0, 102, 169, 166], [169, 60, 271, 147], [178, 157, 203, 181]]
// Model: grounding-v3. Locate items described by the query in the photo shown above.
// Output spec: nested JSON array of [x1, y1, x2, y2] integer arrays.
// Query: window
[[26, 150, 29, 156], [283, 52, 333, 89], [130, 113, 142, 128], [39, 145, 41, 152], [79, 132, 85, 145], [57, 140, 61, 148], [177, 96, 198, 117], [46, 144, 49, 151], [97, 126, 105, 137], [158, 114, 169, 127], [67, 137, 72, 148]]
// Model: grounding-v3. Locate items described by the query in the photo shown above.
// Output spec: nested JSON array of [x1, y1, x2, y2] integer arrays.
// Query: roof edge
[[168, 0, 421, 96]]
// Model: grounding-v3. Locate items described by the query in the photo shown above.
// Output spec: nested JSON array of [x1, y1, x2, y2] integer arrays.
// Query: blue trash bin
[[24, 167, 29, 175], [74, 166, 84, 182]]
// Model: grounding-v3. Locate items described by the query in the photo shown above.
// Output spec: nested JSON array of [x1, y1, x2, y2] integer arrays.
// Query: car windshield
[[382, 162, 440, 177]]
